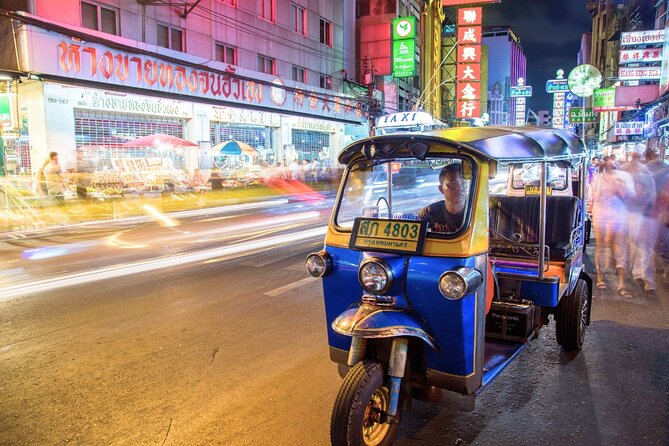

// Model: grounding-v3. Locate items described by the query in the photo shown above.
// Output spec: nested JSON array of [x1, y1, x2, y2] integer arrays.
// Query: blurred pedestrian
[[621, 153, 657, 295], [645, 149, 669, 286], [609, 153, 619, 168], [302, 159, 312, 182], [43, 151, 65, 205], [32, 158, 49, 197], [591, 161, 635, 296], [289, 159, 300, 181]]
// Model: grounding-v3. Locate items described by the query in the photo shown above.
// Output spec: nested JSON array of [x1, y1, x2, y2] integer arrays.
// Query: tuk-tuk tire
[[556, 279, 588, 351], [330, 360, 401, 446]]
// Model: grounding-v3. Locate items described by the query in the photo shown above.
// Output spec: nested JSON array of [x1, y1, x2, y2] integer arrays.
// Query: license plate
[[524, 185, 552, 196], [350, 218, 427, 254]]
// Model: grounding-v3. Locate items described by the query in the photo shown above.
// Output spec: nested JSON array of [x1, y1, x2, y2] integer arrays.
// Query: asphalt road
[[0, 206, 667, 445]]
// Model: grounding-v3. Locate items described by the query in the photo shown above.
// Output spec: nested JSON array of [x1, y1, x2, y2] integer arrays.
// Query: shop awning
[[208, 140, 258, 156], [122, 133, 197, 147]]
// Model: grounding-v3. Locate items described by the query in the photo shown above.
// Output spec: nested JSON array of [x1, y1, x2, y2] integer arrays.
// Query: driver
[[418, 163, 467, 233]]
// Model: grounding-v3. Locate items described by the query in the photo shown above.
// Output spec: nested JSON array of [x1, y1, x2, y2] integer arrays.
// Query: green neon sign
[[392, 39, 415, 78], [392, 17, 416, 40]]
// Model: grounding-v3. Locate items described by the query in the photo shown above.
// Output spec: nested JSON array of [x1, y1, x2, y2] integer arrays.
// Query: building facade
[[482, 26, 526, 126], [355, 0, 421, 117], [0, 0, 366, 176]]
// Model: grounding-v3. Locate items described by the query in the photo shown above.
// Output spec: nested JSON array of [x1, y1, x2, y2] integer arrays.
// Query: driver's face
[[438, 171, 465, 204]]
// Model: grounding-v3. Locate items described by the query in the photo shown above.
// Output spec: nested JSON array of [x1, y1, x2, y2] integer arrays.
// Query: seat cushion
[[489, 195, 580, 261]]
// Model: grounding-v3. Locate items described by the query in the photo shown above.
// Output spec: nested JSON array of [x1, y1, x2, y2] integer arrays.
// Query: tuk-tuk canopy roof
[[339, 126, 586, 164]]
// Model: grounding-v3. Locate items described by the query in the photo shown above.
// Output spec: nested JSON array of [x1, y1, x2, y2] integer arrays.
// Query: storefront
[[0, 15, 366, 189]]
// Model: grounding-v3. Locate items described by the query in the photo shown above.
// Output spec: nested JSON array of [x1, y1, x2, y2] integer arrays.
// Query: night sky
[[479, 0, 593, 112]]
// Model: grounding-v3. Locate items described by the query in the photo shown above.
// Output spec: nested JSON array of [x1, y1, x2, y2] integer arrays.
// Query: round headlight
[[358, 258, 393, 294], [438, 267, 483, 300], [439, 272, 467, 299], [305, 251, 332, 277]]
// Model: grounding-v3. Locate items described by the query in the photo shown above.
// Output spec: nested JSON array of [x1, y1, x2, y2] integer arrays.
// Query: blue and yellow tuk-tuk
[[305, 127, 592, 446]]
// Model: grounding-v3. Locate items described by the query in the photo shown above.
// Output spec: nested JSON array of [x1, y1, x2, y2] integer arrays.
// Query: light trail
[[0, 226, 326, 301]]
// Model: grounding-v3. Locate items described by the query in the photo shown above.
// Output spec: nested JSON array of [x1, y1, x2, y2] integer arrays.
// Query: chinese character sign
[[457, 45, 481, 63], [614, 121, 644, 135], [455, 7, 483, 119], [457, 7, 482, 25]]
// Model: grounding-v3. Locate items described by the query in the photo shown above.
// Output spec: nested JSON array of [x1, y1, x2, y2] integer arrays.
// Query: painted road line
[[264, 277, 317, 297], [0, 226, 326, 301]]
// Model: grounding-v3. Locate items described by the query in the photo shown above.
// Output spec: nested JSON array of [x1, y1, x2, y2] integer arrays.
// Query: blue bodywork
[[323, 245, 480, 379]]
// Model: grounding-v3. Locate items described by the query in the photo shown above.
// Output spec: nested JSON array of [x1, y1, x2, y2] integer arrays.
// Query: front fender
[[332, 302, 438, 350]]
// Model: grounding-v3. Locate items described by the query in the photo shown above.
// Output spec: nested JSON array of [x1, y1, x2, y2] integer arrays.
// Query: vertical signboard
[[392, 17, 416, 78], [0, 95, 11, 127], [455, 7, 482, 119], [510, 78, 532, 126]]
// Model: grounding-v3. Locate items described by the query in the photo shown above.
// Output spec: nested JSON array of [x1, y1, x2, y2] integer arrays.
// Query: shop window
[[215, 43, 237, 64], [210, 123, 275, 165], [74, 109, 187, 172], [319, 18, 332, 47], [291, 3, 306, 35], [320, 74, 332, 90], [292, 129, 330, 163], [258, 55, 275, 74], [292, 66, 307, 83], [81, 1, 118, 35], [260, 0, 276, 22], [157, 24, 184, 52]]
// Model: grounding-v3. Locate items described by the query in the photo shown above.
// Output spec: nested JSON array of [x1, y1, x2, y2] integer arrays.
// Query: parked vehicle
[[305, 126, 592, 446]]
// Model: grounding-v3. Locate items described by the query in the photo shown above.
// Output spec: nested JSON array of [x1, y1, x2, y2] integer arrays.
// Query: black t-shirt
[[418, 201, 464, 233]]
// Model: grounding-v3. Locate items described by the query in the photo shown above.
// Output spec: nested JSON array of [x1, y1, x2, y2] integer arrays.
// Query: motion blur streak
[[141, 204, 179, 227], [0, 226, 326, 301]]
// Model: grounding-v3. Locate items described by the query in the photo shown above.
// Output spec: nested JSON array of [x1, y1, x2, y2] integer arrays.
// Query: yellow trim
[[325, 163, 492, 258]]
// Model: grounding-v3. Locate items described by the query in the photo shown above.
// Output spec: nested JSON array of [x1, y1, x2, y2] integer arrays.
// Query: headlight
[[305, 251, 332, 277], [438, 267, 483, 300], [358, 258, 393, 294]]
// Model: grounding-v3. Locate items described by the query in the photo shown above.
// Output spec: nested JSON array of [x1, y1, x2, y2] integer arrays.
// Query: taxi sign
[[525, 185, 552, 196], [350, 218, 427, 254]]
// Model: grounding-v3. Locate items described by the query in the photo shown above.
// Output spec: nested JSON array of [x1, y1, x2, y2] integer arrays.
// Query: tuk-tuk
[[305, 127, 592, 446]]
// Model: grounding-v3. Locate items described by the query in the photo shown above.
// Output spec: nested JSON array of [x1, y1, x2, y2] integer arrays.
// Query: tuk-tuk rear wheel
[[556, 279, 588, 351], [330, 360, 401, 446]]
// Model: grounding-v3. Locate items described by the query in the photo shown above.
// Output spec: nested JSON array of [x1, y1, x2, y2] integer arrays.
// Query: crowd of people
[[589, 149, 669, 298]]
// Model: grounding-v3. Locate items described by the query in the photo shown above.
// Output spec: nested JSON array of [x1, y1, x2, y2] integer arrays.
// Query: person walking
[[620, 153, 657, 295], [43, 151, 65, 205], [591, 161, 635, 296]]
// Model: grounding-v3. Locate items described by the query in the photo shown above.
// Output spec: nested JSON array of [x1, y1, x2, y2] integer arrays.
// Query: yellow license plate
[[525, 185, 552, 196], [350, 218, 427, 254]]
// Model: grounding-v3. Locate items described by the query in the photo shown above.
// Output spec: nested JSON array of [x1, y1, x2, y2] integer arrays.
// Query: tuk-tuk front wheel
[[556, 279, 589, 351], [330, 360, 401, 446]]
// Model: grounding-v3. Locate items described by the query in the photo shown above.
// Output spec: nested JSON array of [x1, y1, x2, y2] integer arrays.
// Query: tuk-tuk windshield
[[336, 157, 474, 236]]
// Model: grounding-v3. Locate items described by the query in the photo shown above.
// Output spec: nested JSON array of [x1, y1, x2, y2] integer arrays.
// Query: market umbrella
[[122, 133, 197, 147], [207, 140, 258, 156]]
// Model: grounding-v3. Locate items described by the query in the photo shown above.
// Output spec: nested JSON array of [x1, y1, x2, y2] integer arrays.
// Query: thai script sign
[[546, 79, 569, 93], [17, 23, 364, 124], [510, 85, 533, 97], [568, 107, 597, 123], [620, 29, 665, 46], [614, 121, 644, 136], [392, 17, 416, 78]]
